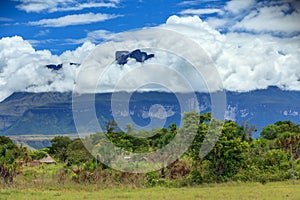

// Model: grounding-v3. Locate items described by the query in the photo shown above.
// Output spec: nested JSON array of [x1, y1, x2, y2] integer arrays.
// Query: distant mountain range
[[0, 86, 300, 138]]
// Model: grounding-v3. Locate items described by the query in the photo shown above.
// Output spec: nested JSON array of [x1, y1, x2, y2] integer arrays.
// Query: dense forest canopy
[[1, 112, 299, 186]]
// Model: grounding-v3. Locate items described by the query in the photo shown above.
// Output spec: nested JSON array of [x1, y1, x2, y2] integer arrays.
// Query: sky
[[0, 0, 300, 101]]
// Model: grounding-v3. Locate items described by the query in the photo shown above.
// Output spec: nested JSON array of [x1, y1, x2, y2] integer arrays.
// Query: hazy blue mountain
[[0, 86, 300, 138]]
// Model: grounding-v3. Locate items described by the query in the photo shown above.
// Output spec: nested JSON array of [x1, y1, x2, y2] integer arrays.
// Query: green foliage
[[1, 112, 300, 187], [0, 136, 22, 184], [188, 113, 208, 162], [261, 121, 300, 140], [204, 121, 250, 181], [67, 139, 92, 165], [29, 150, 48, 160], [0, 136, 15, 146], [261, 124, 280, 140], [275, 131, 300, 151], [126, 123, 134, 134], [189, 169, 202, 184], [49, 136, 72, 162], [182, 111, 200, 136], [145, 171, 160, 186], [105, 120, 118, 134]]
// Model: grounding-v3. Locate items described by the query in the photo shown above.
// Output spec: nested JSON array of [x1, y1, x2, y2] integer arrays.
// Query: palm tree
[[275, 132, 300, 156]]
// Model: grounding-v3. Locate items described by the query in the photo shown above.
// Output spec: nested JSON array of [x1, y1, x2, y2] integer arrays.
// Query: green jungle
[[1, 112, 300, 199]]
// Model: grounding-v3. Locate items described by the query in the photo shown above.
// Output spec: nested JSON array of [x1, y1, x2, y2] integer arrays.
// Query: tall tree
[[50, 136, 72, 162], [0, 136, 20, 184], [67, 139, 92, 165], [205, 121, 250, 180]]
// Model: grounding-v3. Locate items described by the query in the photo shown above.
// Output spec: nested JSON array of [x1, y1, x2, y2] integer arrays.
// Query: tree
[[126, 123, 134, 134], [67, 139, 92, 165], [168, 123, 177, 135], [18, 145, 30, 163], [30, 149, 48, 160], [275, 132, 300, 153], [105, 120, 118, 134], [274, 121, 300, 133], [205, 120, 250, 180], [49, 136, 72, 162], [188, 112, 209, 162], [261, 124, 280, 140], [240, 121, 256, 141], [0, 136, 20, 184], [261, 121, 300, 140]]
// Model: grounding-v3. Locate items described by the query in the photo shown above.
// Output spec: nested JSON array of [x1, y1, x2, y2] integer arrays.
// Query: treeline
[[0, 112, 300, 186]]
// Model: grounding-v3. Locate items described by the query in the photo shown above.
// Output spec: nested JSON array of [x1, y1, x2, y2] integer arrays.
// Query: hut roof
[[39, 154, 56, 164]]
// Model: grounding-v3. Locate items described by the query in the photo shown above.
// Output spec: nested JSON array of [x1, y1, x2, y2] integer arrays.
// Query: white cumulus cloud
[[0, 36, 95, 101], [163, 15, 300, 92], [29, 13, 120, 27], [1, 13, 300, 101], [224, 0, 256, 14], [232, 4, 300, 35], [181, 0, 300, 37], [15, 0, 120, 13]]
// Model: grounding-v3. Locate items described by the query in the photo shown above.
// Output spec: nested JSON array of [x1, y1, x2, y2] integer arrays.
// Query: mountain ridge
[[0, 87, 300, 138]]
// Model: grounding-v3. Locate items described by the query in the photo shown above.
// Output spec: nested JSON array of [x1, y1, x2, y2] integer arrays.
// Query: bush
[[145, 171, 159, 186], [189, 169, 203, 184]]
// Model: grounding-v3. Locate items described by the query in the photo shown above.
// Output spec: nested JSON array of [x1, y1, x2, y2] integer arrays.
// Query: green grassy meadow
[[1, 181, 299, 200]]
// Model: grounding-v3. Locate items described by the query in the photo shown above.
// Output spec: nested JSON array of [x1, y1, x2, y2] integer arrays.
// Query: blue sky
[[1, 0, 299, 54], [0, 0, 300, 101], [0, 0, 229, 54]]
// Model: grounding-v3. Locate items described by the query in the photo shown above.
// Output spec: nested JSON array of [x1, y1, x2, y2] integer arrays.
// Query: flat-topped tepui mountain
[[0, 86, 300, 138]]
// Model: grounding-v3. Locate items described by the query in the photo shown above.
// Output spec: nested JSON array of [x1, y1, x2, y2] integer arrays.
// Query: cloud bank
[[0, 12, 300, 101], [204, 0, 300, 36], [164, 15, 300, 92], [0, 36, 95, 101]]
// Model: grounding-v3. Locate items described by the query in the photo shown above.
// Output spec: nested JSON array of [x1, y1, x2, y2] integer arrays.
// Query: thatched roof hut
[[39, 154, 56, 164]]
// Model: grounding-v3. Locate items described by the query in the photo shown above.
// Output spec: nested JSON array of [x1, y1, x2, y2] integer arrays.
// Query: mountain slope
[[0, 87, 300, 137]]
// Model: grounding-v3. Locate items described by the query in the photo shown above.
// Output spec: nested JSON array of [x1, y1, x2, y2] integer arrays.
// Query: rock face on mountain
[[115, 49, 155, 65], [46, 63, 80, 71], [0, 87, 300, 137], [46, 64, 63, 71]]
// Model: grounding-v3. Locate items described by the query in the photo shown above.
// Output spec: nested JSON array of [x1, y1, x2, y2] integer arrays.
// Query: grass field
[[1, 181, 299, 200]]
